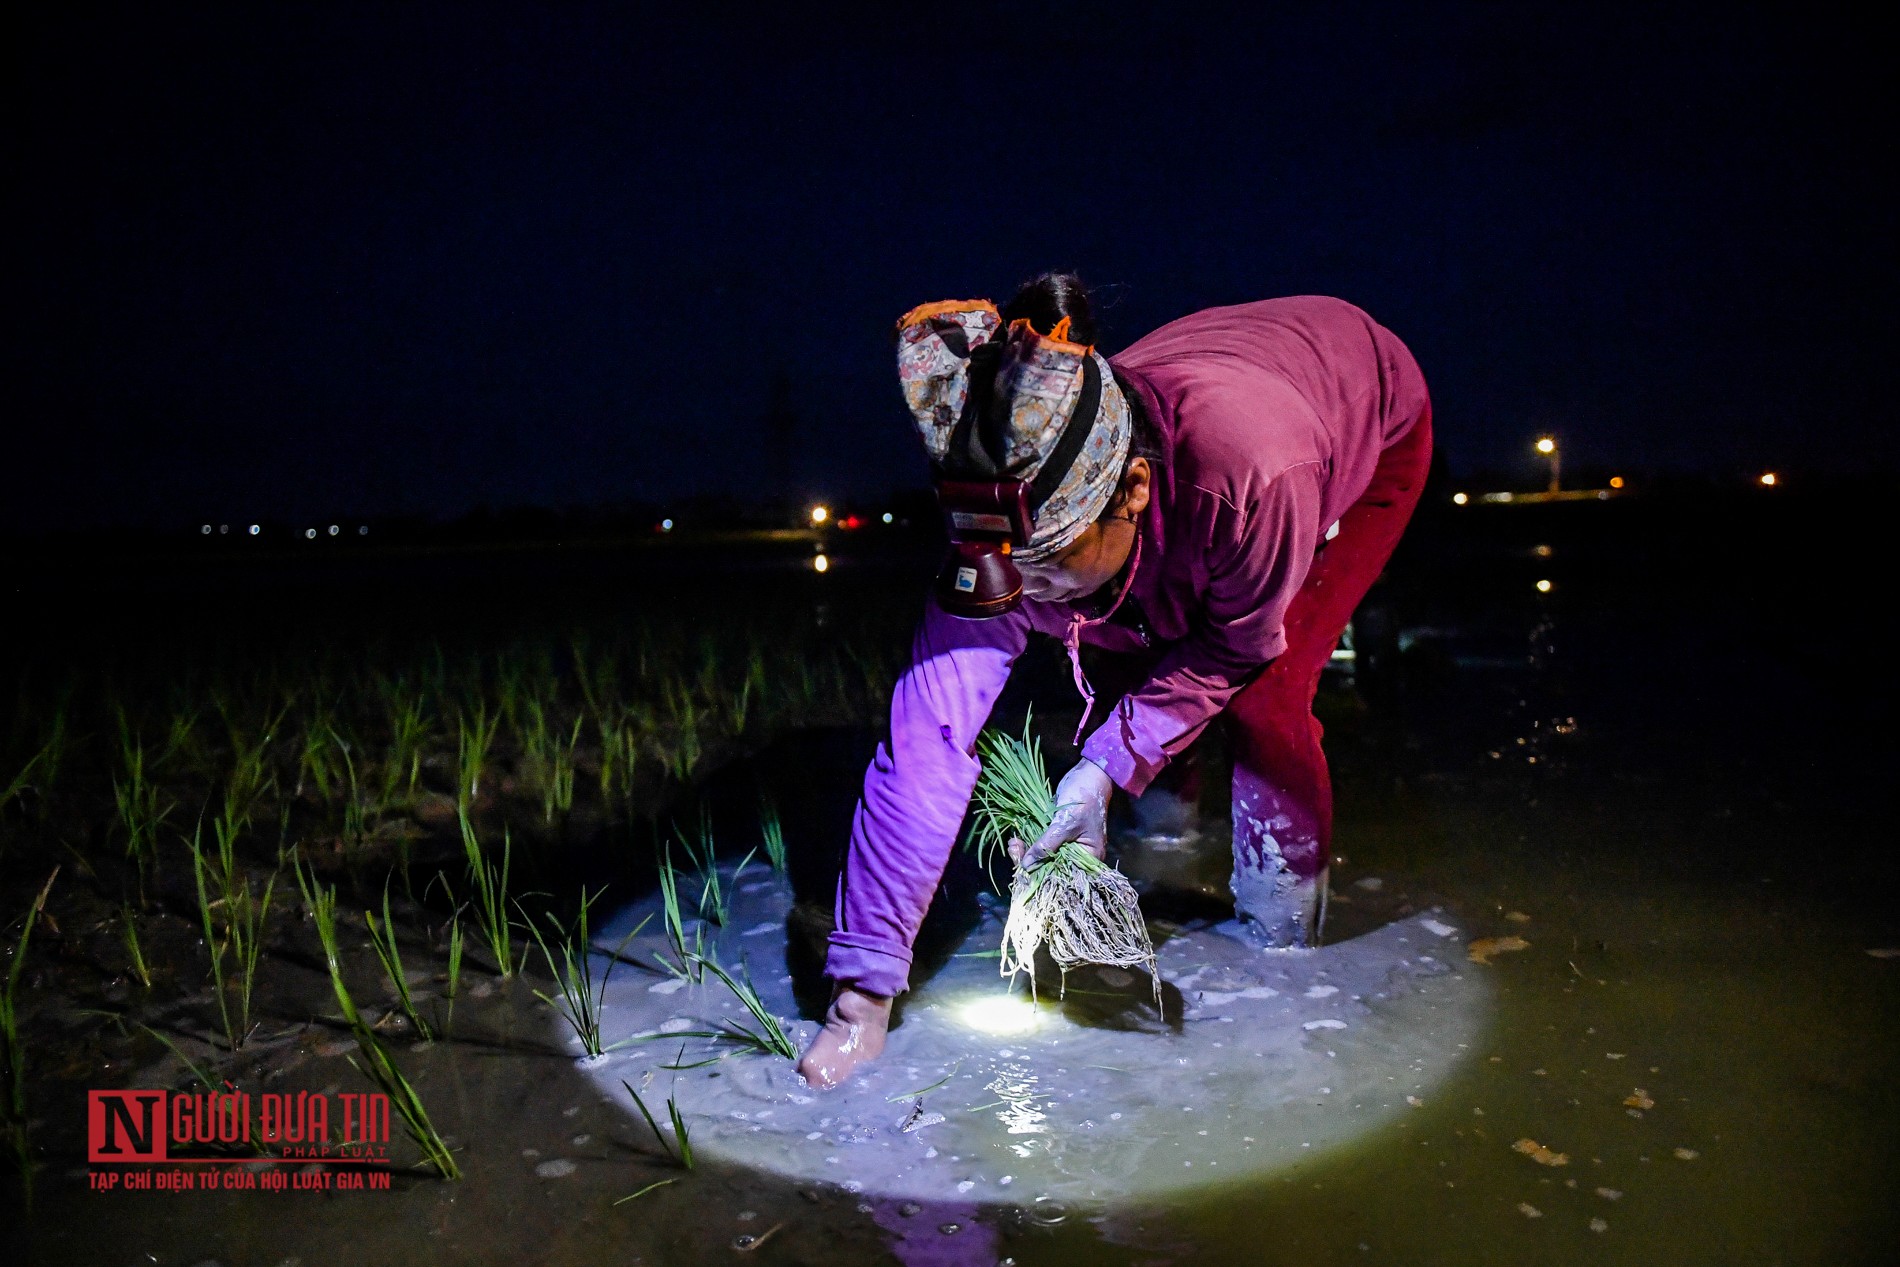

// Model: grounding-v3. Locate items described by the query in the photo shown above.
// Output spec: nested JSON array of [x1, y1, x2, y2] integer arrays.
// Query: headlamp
[[935, 479, 1032, 618], [922, 321, 1108, 619]]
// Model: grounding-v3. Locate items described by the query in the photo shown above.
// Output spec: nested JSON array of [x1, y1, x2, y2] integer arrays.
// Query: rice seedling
[[295, 708, 344, 801], [329, 726, 367, 848], [457, 800, 521, 975], [120, 904, 153, 990], [692, 953, 798, 1059], [516, 693, 549, 772], [525, 887, 648, 1058], [376, 679, 429, 812], [650, 846, 704, 982], [456, 704, 500, 800], [4, 705, 70, 826], [188, 822, 234, 1048], [2, 870, 58, 1175], [3, 713, 65, 817], [274, 801, 294, 868], [569, 636, 619, 719], [673, 811, 739, 926], [365, 882, 431, 1039], [441, 916, 464, 1034], [220, 700, 286, 832], [885, 1063, 960, 1102], [723, 644, 767, 736], [968, 715, 1055, 882], [493, 655, 532, 734], [613, 1177, 681, 1204], [596, 715, 640, 806], [758, 796, 787, 872], [189, 818, 276, 1051], [655, 681, 703, 783], [548, 717, 581, 819], [1, 750, 41, 818], [730, 847, 755, 896], [571, 639, 629, 789], [159, 704, 202, 773], [519, 699, 583, 823], [655, 1043, 732, 1070], [41, 702, 71, 787], [296, 860, 460, 1180], [210, 805, 245, 909], [113, 718, 173, 895], [135, 1022, 220, 1093], [621, 1074, 693, 1171], [970, 720, 1159, 1004]]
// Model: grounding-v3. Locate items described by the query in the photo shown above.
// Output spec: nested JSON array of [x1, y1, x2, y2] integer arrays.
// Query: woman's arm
[[825, 594, 1039, 996], [1080, 463, 1325, 796]]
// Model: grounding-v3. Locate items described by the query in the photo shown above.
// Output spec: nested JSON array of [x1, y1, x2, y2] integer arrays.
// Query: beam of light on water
[[957, 994, 1043, 1035], [581, 868, 1489, 1206]]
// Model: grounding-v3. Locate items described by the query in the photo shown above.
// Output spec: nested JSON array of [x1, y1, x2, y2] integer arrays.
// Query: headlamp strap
[[1027, 353, 1101, 513], [937, 342, 1102, 513]]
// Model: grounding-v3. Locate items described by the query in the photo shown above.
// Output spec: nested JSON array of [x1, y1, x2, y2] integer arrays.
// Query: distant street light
[[810, 505, 830, 525], [1534, 436, 1561, 493], [1452, 492, 1469, 506], [1759, 472, 1778, 487], [1609, 476, 1625, 490]]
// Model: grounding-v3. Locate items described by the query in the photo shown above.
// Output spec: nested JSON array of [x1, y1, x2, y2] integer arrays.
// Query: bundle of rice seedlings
[[970, 720, 1158, 1004]]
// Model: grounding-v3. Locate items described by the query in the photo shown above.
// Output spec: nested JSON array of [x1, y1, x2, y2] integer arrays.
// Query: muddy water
[[20, 750, 1896, 1263], [13, 509, 1900, 1266]]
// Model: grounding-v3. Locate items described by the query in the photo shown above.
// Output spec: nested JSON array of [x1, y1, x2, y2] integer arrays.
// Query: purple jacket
[[828, 297, 1430, 996]]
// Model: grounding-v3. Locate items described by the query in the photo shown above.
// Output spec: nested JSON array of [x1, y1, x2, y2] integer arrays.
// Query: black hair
[[1001, 271, 1099, 346]]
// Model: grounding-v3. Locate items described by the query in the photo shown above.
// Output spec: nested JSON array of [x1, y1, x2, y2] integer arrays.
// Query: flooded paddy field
[[3, 488, 1896, 1265]]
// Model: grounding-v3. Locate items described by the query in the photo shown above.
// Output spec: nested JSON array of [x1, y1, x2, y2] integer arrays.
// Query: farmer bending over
[[798, 274, 1432, 1088]]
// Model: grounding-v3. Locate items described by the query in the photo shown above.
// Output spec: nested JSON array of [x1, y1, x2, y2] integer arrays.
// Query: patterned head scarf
[[896, 299, 1131, 562]]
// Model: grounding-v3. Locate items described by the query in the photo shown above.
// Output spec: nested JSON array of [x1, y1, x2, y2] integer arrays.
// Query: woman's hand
[[1010, 757, 1114, 869]]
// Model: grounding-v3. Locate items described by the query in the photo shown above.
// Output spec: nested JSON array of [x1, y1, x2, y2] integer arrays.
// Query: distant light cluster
[[203, 523, 368, 540]]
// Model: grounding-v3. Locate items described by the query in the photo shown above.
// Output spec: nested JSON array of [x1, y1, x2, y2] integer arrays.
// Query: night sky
[[13, 3, 1892, 533]]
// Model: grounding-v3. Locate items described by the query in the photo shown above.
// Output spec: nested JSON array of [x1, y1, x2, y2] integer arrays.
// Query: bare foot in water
[[796, 986, 892, 1089]]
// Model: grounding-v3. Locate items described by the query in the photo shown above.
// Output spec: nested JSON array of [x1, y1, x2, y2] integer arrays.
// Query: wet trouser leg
[[1225, 408, 1434, 946]]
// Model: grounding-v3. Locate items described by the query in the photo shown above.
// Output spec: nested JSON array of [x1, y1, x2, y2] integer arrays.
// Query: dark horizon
[[14, 3, 1894, 534]]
